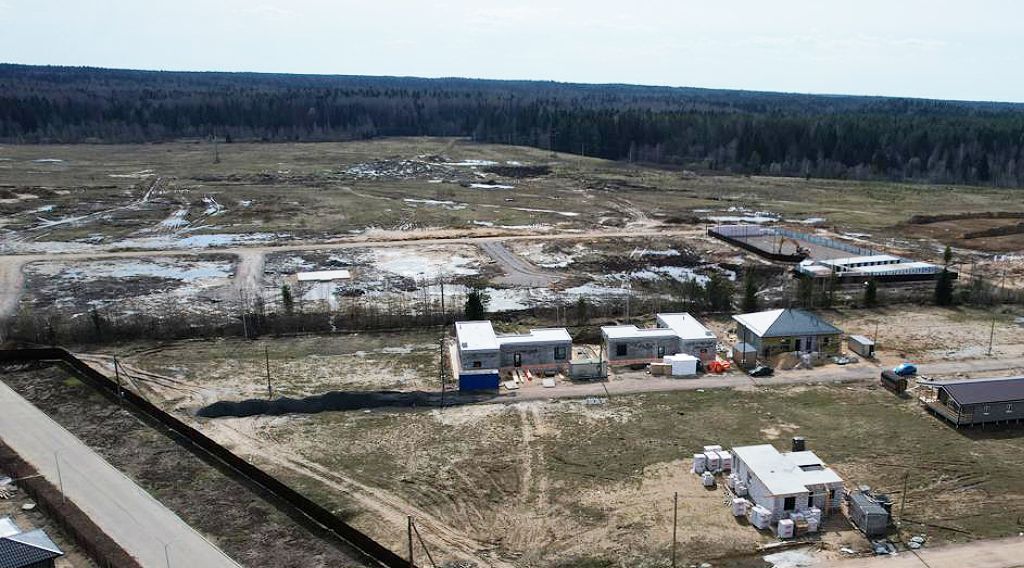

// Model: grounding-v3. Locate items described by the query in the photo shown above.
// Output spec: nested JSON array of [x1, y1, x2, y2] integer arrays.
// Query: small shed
[[847, 490, 890, 537], [848, 335, 875, 358], [733, 342, 757, 369]]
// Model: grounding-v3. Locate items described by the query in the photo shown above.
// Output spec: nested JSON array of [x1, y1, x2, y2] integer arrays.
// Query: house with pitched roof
[[0, 517, 63, 568], [732, 308, 842, 359], [920, 376, 1024, 427]]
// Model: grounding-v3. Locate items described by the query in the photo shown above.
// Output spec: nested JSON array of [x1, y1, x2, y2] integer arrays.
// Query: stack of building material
[[735, 480, 748, 497], [750, 505, 772, 529], [731, 498, 750, 517], [705, 451, 721, 473], [650, 362, 672, 376], [701, 472, 715, 487], [776, 518, 795, 539], [692, 453, 707, 474], [718, 450, 733, 471], [806, 507, 822, 532], [790, 512, 810, 535]]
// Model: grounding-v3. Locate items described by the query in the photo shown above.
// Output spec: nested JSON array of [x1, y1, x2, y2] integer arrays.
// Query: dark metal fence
[[0, 348, 413, 568]]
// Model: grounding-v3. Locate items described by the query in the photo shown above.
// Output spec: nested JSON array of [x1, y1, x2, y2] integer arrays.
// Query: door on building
[[794, 338, 802, 352], [513, 352, 522, 367]]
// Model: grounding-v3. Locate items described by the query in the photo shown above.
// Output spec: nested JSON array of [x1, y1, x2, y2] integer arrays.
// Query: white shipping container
[[777, 519, 795, 539], [693, 453, 707, 474]]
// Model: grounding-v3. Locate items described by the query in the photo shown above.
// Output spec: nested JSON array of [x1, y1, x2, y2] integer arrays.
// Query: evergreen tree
[[575, 296, 589, 326], [280, 284, 294, 315], [706, 273, 735, 312], [465, 288, 489, 320], [863, 279, 878, 307], [742, 271, 759, 313], [935, 269, 955, 306]]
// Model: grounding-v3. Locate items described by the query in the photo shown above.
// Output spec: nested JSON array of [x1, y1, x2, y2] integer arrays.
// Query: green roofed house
[[732, 309, 842, 359]]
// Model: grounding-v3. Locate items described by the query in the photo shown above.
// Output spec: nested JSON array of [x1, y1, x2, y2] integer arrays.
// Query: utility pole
[[239, 290, 249, 339], [265, 345, 272, 398], [671, 492, 678, 568], [407, 516, 414, 567], [439, 279, 445, 325], [54, 451, 64, 505], [874, 322, 879, 345], [988, 317, 996, 356], [439, 337, 446, 412], [899, 471, 910, 523]]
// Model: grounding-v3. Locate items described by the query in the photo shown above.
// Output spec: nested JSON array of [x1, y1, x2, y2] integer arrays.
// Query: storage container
[[731, 498, 749, 517], [777, 519, 795, 539], [717, 450, 733, 471], [705, 452, 721, 473]]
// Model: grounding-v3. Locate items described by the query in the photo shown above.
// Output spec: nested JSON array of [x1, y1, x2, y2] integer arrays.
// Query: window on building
[[616, 344, 628, 357], [472, 361, 482, 368], [983, 404, 991, 414], [807, 495, 813, 507], [554, 346, 567, 361], [1007, 403, 1015, 413], [657, 345, 665, 358], [783, 496, 796, 511], [829, 489, 836, 501]]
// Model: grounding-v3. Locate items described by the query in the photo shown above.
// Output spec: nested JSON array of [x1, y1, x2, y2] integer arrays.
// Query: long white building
[[732, 444, 844, 524]]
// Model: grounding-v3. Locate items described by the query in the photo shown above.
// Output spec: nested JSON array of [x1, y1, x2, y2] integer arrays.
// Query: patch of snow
[[159, 208, 190, 229], [403, 198, 467, 210], [445, 160, 498, 167], [31, 158, 64, 163], [373, 249, 479, 279], [470, 183, 515, 190], [510, 207, 579, 217], [203, 196, 224, 216], [108, 169, 154, 179]]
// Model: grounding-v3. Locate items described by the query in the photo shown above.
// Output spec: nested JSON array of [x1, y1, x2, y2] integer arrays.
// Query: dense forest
[[3, 64, 1024, 186]]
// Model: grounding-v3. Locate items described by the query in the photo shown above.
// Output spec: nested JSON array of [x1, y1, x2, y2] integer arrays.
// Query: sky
[[1, 0, 1022, 103]]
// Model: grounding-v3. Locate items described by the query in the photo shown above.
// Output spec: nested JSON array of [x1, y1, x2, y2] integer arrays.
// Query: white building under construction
[[601, 313, 717, 366], [732, 443, 844, 524]]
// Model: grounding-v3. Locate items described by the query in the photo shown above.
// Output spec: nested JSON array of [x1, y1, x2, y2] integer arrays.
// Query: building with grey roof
[[732, 308, 843, 359], [731, 444, 844, 524], [0, 517, 63, 568], [921, 376, 1024, 427]]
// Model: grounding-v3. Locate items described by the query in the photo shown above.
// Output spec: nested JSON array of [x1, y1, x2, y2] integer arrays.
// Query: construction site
[[1, 138, 1024, 568]]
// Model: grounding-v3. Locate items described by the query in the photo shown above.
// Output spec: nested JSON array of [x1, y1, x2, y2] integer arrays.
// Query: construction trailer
[[454, 321, 572, 390], [731, 441, 844, 526], [601, 313, 717, 366], [920, 376, 1024, 427], [732, 308, 842, 360]]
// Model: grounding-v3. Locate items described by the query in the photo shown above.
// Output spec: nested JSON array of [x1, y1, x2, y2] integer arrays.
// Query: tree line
[[3, 64, 1024, 186]]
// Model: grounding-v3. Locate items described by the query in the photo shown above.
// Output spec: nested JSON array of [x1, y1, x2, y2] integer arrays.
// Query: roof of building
[[849, 491, 889, 516], [456, 321, 571, 351], [848, 335, 874, 345], [822, 255, 904, 266], [497, 328, 572, 345], [732, 309, 842, 338], [934, 376, 1024, 406], [296, 269, 352, 282], [0, 527, 63, 568], [455, 321, 500, 352], [732, 444, 843, 496], [0, 519, 17, 540], [656, 313, 717, 341], [600, 324, 677, 340]]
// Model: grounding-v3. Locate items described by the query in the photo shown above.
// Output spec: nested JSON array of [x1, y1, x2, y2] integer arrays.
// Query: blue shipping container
[[459, 372, 500, 391]]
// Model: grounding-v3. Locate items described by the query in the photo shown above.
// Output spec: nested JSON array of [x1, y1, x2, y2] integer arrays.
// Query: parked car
[[748, 364, 774, 378], [893, 363, 918, 376]]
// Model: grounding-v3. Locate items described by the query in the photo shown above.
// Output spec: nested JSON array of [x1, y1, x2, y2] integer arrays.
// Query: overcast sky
[[2, 0, 1021, 102]]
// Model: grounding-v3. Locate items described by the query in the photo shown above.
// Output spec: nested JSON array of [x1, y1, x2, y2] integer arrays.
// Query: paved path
[[494, 357, 1024, 403], [835, 535, 1024, 567], [0, 381, 241, 568]]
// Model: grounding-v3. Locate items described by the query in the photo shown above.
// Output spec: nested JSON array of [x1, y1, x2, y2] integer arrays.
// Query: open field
[[97, 348, 1024, 567]]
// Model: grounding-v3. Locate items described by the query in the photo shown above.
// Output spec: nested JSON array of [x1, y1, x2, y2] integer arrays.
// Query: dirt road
[[835, 535, 1024, 567], [479, 241, 559, 287], [0, 380, 241, 568], [494, 356, 1024, 404], [0, 227, 702, 321]]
